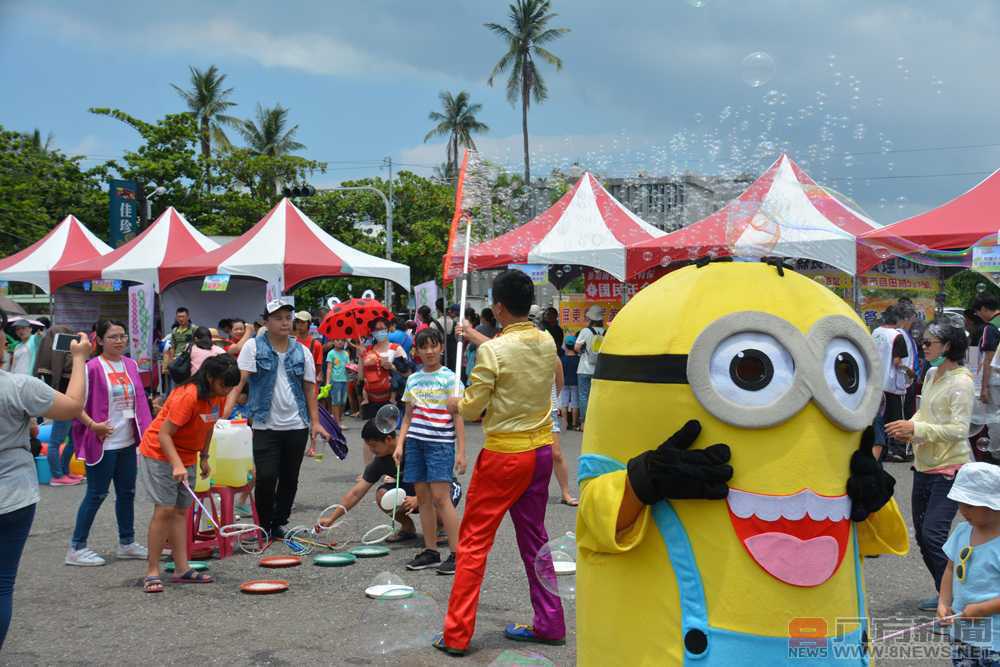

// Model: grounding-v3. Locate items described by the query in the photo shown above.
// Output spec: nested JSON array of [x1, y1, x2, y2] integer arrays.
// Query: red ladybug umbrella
[[319, 298, 393, 340]]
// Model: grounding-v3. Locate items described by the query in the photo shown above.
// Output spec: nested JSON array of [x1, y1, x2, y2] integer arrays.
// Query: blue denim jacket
[[247, 334, 309, 427]]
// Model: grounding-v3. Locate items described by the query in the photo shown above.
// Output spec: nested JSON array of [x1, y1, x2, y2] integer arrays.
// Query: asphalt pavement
[[3, 419, 954, 666]]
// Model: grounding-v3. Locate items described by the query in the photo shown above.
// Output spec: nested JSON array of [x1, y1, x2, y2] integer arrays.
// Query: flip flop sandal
[[559, 498, 579, 507], [431, 633, 467, 657], [171, 569, 214, 584], [385, 531, 418, 544], [143, 576, 164, 593], [504, 623, 566, 646]]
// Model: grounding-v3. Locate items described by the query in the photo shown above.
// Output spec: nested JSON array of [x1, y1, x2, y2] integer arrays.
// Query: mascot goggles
[[594, 312, 882, 431]]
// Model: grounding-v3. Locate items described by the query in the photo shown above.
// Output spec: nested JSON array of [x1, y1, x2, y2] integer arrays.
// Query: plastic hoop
[[219, 523, 267, 538], [362, 524, 395, 545], [314, 504, 348, 533], [284, 527, 314, 556]]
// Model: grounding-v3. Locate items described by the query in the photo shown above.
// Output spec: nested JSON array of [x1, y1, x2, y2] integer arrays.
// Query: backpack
[[363, 344, 400, 401], [581, 326, 605, 355], [167, 351, 192, 384]]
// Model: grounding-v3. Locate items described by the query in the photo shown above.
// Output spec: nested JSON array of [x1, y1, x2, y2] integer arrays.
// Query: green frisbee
[[349, 545, 390, 558], [314, 553, 357, 567], [164, 561, 209, 573]]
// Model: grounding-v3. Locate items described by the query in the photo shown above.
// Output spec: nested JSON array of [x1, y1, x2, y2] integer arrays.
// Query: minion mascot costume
[[576, 261, 909, 666]]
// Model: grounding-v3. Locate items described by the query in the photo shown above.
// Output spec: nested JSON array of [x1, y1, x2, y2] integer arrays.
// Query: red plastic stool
[[186, 489, 229, 559], [212, 483, 262, 554]]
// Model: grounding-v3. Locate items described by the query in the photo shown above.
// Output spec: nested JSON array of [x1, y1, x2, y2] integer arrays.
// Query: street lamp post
[[313, 183, 394, 307]]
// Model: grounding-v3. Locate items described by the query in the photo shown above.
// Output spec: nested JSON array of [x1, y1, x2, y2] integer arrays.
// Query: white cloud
[[18, 6, 430, 80]]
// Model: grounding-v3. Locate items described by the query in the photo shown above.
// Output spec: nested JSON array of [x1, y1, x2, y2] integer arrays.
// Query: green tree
[[0, 127, 107, 258], [24, 129, 56, 154], [236, 104, 305, 157], [423, 90, 489, 180], [171, 65, 239, 160], [485, 0, 569, 185]]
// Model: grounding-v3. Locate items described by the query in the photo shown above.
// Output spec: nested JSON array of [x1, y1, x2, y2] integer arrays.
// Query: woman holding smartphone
[[0, 311, 90, 649], [66, 320, 153, 567]]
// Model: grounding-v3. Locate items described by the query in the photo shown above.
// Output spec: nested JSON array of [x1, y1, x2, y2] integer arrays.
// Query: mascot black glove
[[626, 419, 733, 504], [846, 425, 896, 522]]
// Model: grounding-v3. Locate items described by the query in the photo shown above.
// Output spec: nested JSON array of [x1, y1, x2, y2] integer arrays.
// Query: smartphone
[[52, 333, 76, 353]]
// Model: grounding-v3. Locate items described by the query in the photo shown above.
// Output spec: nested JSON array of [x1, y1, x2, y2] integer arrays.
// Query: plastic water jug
[[213, 419, 253, 487], [193, 440, 217, 493]]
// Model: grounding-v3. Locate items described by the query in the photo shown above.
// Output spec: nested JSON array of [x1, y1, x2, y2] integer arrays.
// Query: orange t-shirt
[[139, 384, 225, 466]]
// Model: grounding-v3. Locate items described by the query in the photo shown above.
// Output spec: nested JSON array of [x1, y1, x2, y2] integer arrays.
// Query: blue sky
[[2, 1, 999, 222]]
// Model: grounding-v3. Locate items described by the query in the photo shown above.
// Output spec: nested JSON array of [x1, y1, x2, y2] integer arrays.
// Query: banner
[[201, 274, 231, 292], [558, 297, 625, 334], [508, 263, 548, 286], [128, 284, 155, 374], [108, 179, 140, 247], [414, 280, 437, 311], [83, 279, 122, 293], [583, 267, 672, 300], [973, 246, 1000, 273]]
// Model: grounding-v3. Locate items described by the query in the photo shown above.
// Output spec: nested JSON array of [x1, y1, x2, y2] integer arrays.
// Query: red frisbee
[[259, 555, 302, 568], [240, 579, 289, 595]]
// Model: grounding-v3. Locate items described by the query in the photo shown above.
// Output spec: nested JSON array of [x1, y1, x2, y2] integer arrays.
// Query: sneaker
[[65, 547, 106, 567], [50, 475, 82, 486], [116, 542, 149, 560], [271, 525, 289, 540], [406, 549, 441, 571], [436, 553, 456, 575], [67, 473, 85, 481]]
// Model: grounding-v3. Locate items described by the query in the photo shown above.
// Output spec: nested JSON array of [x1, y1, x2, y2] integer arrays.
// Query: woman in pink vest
[[66, 320, 153, 567]]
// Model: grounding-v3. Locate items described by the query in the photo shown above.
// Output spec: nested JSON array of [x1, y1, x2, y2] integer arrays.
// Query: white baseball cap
[[947, 462, 1000, 510], [265, 297, 294, 316]]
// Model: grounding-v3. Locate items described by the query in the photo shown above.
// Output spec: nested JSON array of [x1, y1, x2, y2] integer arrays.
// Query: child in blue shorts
[[325, 339, 350, 424], [939, 462, 1000, 666], [394, 327, 466, 574]]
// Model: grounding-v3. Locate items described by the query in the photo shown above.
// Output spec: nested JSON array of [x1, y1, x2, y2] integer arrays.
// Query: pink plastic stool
[[212, 483, 262, 554], [186, 489, 229, 559]]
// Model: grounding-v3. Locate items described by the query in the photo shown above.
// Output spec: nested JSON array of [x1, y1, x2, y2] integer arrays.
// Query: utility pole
[[384, 156, 394, 309]]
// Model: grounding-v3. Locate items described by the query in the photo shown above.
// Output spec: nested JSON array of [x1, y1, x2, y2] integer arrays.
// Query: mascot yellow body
[[576, 262, 908, 666]]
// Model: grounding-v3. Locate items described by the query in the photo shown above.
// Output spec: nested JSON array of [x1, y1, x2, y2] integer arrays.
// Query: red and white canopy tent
[[626, 154, 883, 278], [0, 215, 112, 293], [858, 168, 1000, 274], [161, 197, 410, 291], [154, 198, 410, 324], [49, 207, 218, 292], [462, 172, 667, 281]]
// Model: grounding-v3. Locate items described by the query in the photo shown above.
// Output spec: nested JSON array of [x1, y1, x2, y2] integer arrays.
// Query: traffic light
[[282, 184, 317, 198]]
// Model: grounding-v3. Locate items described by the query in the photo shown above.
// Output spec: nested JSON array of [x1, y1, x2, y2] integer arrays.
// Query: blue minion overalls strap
[[579, 453, 869, 666]]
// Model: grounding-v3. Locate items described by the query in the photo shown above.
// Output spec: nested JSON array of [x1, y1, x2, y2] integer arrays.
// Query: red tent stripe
[[466, 177, 584, 271], [282, 201, 346, 288]]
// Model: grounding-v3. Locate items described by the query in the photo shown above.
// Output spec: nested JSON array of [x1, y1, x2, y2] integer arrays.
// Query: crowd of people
[[9, 273, 1000, 661], [0, 270, 586, 651]]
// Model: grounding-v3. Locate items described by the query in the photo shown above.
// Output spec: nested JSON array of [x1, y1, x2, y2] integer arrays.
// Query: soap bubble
[[976, 436, 992, 453], [642, 250, 654, 262], [896, 195, 908, 210], [533, 532, 576, 601], [360, 589, 441, 655], [741, 51, 775, 88], [489, 649, 556, 667], [685, 0, 706, 6], [763, 89, 781, 106]]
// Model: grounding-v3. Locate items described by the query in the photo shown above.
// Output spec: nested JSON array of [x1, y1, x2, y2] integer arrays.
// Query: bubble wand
[[871, 613, 960, 643], [452, 209, 473, 398]]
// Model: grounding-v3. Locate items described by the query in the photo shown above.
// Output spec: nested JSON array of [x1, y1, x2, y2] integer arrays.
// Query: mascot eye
[[709, 333, 795, 406], [823, 338, 867, 409]]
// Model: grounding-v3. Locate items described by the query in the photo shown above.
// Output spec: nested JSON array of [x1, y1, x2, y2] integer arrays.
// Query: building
[[603, 173, 754, 231]]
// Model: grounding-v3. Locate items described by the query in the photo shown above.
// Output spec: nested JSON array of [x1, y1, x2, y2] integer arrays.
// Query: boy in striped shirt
[[394, 327, 466, 573]]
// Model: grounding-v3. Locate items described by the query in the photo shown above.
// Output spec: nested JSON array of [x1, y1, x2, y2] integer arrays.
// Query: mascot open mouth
[[726, 488, 851, 587]]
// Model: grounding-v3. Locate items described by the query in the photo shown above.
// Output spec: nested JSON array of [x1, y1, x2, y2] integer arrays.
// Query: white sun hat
[[947, 462, 1000, 511]]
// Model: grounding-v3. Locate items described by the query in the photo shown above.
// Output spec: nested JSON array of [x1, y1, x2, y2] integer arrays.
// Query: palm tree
[[171, 65, 239, 159], [485, 0, 569, 185], [236, 103, 305, 157], [24, 129, 55, 154], [423, 90, 489, 180]]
